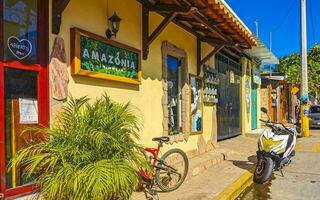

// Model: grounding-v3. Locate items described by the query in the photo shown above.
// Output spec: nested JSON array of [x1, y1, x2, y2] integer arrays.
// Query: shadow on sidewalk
[[229, 155, 257, 170]]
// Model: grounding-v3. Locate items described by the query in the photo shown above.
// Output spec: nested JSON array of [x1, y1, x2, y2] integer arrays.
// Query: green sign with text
[[80, 35, 139, 79], [71, 28, 141, 85]]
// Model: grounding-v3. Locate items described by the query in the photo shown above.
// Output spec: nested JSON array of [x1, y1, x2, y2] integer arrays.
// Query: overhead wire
[[309, 0, 316, 45], [272, 0, 298, 32]]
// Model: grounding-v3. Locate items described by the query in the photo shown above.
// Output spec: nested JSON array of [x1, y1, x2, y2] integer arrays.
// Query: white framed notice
[[19, 98, 38, 124]]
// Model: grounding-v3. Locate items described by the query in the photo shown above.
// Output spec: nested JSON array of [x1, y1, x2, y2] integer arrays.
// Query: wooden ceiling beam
[[52, 0, 71, 34], [222, 47, 241, 59], [175, 16, 199, 23], [148, 3, 190, 12], [200, 45, 224, 66], [147, 12, 177, 46], [192, 26, 212, 34], [201, 37, 236, 46], [142, 7, 177, 59], [191, 12, 235, 42]]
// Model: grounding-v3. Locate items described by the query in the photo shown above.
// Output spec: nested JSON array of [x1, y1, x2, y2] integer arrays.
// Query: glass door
[[0, 0, 49, 198], [4, 68, 38, 189]]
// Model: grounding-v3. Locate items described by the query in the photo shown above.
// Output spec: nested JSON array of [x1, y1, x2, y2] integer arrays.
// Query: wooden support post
[[197, 37, 201, 75], [190, 12, 229, 42], [52, 0, 71, 34], [200, 45, 224, 66], [222, 47, 241, 59], [142, 5, 149, 60], [147, 12, 177, 46], [147, 4, 189, 12], [142, 7, 177, 60]]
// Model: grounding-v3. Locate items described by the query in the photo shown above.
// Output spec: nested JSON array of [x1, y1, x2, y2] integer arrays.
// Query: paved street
[[239, 129, 320, 200]]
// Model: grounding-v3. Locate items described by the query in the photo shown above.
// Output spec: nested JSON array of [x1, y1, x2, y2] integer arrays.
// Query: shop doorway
[[216, 54, 241, 140], [0, 0, 49, 197], [4, 68, 39, 189]]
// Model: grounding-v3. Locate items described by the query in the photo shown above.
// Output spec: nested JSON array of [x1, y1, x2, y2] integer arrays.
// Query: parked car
[[309, 106, 320, 128]]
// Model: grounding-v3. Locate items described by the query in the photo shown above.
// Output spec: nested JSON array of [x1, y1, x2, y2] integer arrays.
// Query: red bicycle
[[139, 136, 189, 200]]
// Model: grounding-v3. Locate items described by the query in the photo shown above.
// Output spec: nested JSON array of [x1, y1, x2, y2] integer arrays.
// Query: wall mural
[[50, 37, 69, 101]]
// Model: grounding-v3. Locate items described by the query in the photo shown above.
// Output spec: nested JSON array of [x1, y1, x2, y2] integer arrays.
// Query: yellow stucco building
[[48, 0, 259, 153], [0, 0, 278, 198]]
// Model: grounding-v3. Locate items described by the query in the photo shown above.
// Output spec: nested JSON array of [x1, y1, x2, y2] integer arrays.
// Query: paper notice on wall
[[19, 98, 38, 124]]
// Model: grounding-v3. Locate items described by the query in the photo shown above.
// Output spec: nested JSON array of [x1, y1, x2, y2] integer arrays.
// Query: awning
[[261, 75, 285, 81], [245, 36, 279, 64], [139, 0, 256, 48]]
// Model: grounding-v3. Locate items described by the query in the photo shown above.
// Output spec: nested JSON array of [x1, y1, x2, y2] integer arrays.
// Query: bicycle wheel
[[155, 148, 189, 192]]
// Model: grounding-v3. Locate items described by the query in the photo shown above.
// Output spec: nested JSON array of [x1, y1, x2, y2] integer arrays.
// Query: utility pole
[[300, 0, 310, 137], [269, 32, 272, 77], [254, 19, 259, 38]]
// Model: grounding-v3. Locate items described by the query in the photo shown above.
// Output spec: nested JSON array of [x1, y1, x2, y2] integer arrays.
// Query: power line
[[273, 0, 298, 32], [309, 0, 316, 44]]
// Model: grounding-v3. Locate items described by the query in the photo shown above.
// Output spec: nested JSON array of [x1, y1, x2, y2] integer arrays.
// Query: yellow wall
[[241, 58, 261, 133], [49, 0, 217, 154]]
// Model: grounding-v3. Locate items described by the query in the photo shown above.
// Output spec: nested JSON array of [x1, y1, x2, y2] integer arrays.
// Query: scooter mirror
[[261, 107, 268, 114]]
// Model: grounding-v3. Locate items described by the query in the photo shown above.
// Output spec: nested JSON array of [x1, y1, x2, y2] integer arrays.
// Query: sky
[[225, 0, 320, 58]]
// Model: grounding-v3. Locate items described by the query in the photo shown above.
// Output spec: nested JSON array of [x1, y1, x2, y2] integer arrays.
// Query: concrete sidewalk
[[239, 129, 320, 200], [131, 134, 259, 200]]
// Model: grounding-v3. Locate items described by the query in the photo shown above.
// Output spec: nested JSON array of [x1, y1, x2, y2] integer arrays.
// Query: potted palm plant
[[9, 94, 149, 200]]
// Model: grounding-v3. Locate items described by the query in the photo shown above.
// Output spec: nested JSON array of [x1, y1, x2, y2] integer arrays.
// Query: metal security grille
[[216, 53, 241, 140]]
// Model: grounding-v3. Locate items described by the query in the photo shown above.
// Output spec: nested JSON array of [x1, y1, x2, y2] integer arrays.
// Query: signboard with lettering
[[253, 69, 261, 85], [71, 28, 141, 85]]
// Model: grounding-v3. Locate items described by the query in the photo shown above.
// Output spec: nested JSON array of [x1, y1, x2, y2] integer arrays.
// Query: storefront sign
[[291, 86, 300, 95], [71, 28, 141, 85], [253, 69, 261, 85], [7, 36, 33, 60], [4, 0, 38, 64]]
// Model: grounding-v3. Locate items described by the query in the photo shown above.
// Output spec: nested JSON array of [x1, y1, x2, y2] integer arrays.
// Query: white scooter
[[254, 107, 297, 184]]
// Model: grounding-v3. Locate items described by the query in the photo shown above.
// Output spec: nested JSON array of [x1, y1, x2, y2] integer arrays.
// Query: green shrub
[[9, 94, 149, 200]]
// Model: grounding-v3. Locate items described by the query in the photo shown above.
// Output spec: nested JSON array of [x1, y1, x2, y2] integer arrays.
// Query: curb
[[213, 166, 255, 200]]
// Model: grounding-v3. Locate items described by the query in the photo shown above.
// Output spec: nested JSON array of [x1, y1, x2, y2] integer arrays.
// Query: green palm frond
[[9, 93, 149, 200]]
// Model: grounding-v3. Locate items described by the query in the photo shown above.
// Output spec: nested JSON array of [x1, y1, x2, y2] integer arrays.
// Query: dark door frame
[[216, 53, 241, 140], [0, 0, 49, 198]]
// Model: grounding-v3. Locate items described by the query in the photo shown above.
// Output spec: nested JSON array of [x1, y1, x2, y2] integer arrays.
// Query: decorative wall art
[[50, 37, 69, 101]]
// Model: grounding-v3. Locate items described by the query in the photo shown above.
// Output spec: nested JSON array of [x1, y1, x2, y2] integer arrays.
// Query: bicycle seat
[[152, 136, 170, 142]]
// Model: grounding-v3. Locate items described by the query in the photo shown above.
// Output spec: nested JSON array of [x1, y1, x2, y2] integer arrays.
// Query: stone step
[[185, 148, 236, 180]]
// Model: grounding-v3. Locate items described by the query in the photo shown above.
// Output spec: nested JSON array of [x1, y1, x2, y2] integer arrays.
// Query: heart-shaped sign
[[7, 36, 32, 60]]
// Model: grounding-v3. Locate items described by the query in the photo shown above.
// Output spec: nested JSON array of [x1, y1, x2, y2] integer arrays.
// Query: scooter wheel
[[254, 157, 274, 184], [290, 150, 296, 157]]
